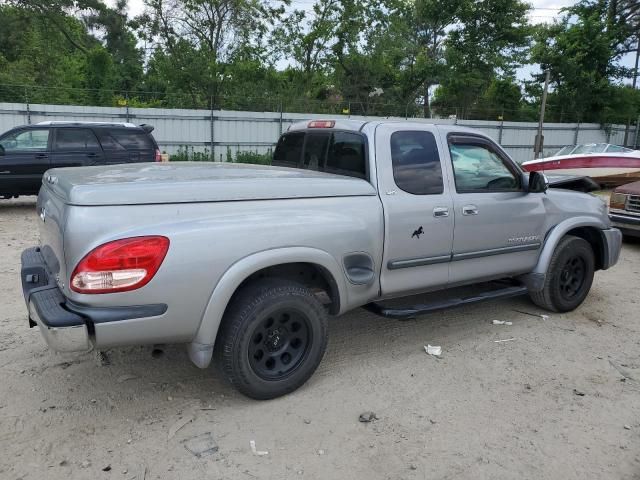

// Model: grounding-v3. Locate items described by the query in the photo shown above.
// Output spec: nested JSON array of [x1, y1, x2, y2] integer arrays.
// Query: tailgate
[[36, 184, 68, 287]]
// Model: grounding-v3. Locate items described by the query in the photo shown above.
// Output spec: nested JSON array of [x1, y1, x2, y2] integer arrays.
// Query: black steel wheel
[[248, 308, 312, 380], [558, 255, 587, 301], [216, 278, 328, 400], [530, 235, 595, 312]]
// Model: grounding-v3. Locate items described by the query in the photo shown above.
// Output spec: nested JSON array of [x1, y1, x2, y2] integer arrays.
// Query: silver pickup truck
[[21, 120, 622, 399]]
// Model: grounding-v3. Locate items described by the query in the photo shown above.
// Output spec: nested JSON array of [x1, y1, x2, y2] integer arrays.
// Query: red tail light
[[155, 149, 162, 162], [70, 236, 170, 294]]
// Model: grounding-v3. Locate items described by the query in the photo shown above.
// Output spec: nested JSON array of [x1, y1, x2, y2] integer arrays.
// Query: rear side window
[[273, 130, 367, 179], [391, 131, 443, 195], [107, 130, 154, 150], [95, 130, 126, 151], [53, 128, 100, 151], [326, 132, 366, 179]]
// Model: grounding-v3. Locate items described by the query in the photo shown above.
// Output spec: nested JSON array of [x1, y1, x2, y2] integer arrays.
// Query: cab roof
[[287, 119, 479, 137]]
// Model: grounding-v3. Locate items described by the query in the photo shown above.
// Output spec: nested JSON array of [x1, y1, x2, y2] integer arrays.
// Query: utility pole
[[534, 69, 550, 159], [624, 39, 640, 146]]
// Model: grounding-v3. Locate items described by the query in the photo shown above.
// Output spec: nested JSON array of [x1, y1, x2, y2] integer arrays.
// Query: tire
[[215, 278, 328, 400], [529, 235, 595, 312]]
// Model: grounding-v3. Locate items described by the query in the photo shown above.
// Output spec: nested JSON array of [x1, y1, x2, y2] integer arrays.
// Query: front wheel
[[216, 278, 328, 400], [529, 235, 595, 312]]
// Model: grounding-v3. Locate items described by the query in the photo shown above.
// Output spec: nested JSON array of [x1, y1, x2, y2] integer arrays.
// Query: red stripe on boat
[[523, 155, 640, 172]]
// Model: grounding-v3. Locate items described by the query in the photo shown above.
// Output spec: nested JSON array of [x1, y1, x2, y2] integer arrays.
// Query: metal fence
[[0, 102, 635, 164]]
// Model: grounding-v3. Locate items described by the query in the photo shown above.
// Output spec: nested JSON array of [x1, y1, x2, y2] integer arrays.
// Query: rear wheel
[[529, 235, 595, 312], [216, 278, 328, 400]]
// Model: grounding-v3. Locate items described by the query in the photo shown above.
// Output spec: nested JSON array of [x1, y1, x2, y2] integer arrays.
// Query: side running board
[[363, 284, 528, 320]]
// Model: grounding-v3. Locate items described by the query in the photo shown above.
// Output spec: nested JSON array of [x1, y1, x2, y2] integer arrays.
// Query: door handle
[[87, 152, 98, 158], [35, 153, 48, 159], [0, 170, 10, 174], [433, 207, 449, 218], [462, 205, 478, 216]]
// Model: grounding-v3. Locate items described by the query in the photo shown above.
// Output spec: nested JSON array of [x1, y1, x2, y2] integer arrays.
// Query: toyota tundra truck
[[20, 120, 622, 399]]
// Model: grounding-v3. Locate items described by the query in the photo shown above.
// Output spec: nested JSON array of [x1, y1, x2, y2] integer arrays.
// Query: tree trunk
[[423, 83, 431, 118]]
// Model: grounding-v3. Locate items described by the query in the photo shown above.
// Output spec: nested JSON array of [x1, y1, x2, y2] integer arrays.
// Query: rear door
[[50, 128, 104, 168], [0, 128, 51, 195], [377, 124, 454, 297], [445, 133, 546, 284]]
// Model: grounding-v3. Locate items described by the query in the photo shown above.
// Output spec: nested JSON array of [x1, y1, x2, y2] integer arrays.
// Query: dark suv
[[0, 121, 161, 198]]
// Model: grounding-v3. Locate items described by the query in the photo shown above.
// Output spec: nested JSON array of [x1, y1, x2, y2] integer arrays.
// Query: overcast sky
[[108, 0, 574, 23]]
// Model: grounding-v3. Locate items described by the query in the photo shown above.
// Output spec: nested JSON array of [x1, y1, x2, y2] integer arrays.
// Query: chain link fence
[[0, 83, 638, 164]]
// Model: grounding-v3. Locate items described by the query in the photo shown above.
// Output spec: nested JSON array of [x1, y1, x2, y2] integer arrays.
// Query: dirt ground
[[1, 198, 639, 480]]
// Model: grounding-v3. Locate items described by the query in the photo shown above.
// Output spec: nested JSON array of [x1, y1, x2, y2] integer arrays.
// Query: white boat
[[522, 143, 640, 187]]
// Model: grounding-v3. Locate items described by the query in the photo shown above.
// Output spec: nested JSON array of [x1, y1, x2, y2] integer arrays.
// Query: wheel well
[[566, 227, 605, 270], [234, 262, 340, 314]]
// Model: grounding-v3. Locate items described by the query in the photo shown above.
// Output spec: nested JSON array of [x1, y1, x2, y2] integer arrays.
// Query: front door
[[445, 133, 546, 285], [0, 128, 51, 195], [377, 124, 454, 297]]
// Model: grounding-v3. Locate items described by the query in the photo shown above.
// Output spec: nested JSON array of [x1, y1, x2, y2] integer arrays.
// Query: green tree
[[433, 0, 531, 118], [530, 0, 630, 122]]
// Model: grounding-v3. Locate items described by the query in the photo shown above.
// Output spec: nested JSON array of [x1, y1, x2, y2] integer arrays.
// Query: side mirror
[[528, 171, 549, 193], [0, 144, 4, 156]]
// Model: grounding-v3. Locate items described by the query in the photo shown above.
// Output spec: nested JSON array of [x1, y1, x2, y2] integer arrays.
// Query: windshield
[[553, 145, 576, 156], [273, 130, 367, 179], [572, 143, 608, 154], [605, 144, 634, 153]]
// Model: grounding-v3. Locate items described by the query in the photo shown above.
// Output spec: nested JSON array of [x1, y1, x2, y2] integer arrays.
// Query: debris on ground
[[492, 320, 513, 326], [514, 310, 549, 321], [101, 465, 111, 472], [80, 460, 91, 468], [624, 425, 631, 430], [303, 419, 311, 424], [573, 389, 586, 396], [168, 415, 195, 440], [609, 360, 635, 381], [409, 464, 417, 470], [95, 350, 110, 366], [116, 374, 138, 383], [249, 440, 268, 456], [494, 338, 516, 343], [424, 345, 442, 356], [358, 412, 378, 423], [182, 432, 219, 457], [317, 449, 325, 455]]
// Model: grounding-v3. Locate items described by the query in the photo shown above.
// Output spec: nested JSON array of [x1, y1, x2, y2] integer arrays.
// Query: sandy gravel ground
[[1, 198, 639, 480]]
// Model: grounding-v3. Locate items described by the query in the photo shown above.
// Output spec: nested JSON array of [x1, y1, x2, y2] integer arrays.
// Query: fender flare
[[187, 247, 348, 368], [533, 216, 608, 276]]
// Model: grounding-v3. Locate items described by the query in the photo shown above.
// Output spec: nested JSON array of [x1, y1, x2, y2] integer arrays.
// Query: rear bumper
[[609, 212, 640, 237], [21, 247, 167, 352]]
